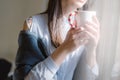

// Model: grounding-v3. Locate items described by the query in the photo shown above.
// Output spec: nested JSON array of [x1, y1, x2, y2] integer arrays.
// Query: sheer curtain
[[91, 0, 120, 80]]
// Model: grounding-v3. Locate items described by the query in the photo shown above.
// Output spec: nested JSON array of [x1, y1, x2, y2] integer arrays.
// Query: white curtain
[[91, 0, 120, 80]]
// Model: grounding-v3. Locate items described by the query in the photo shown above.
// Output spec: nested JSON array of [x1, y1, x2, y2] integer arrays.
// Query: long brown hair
[[45, 0, 90, 48]]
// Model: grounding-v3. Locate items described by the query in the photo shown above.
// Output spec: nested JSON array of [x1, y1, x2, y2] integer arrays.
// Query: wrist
[[85, 49, 97, 68], [60, 42, 73, 54], [85, 46, 97, 54], [51, 44, 68, 66]]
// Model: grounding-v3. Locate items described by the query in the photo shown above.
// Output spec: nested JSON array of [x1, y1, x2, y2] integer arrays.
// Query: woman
[[14, 0, 100, 80]]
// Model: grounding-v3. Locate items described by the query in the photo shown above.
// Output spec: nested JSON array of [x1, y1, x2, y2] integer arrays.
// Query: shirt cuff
[[87, 64, 99, 76], [43, 56, 59, 74]]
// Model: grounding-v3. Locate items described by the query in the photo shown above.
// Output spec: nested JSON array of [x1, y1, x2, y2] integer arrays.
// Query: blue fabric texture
[[14, 30, 48, 80]]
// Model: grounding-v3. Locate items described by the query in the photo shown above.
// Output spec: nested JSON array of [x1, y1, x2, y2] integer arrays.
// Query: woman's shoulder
[[23, 13, 47, 30], [22, 13, 48, 38], [32, 13, 48, 23]]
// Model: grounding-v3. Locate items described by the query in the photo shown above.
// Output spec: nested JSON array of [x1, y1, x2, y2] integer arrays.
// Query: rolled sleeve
[[87, 64, 99, 76], [25, 56, 59, 80], [43, 56, 59, 74]]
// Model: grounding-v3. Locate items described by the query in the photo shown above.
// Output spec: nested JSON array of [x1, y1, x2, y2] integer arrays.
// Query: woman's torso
[[26, 13, 84, 80]]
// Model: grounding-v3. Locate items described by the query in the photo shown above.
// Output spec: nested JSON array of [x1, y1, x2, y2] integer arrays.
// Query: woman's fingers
[[84, 17, 100, 39], [84, 24, 100, 40], [85, 16, 100, 31], [74, 31, 89, 45], [93, 16, 100, 26], [69, 27, 84, 35], [85, 31, 96, 41], [67, 24, 99, 46], [86, 21, 99, 31], [84, 24, 98, 35]]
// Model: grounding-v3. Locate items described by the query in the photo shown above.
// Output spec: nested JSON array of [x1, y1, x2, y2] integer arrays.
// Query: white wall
[[0, 0, 48, 70]]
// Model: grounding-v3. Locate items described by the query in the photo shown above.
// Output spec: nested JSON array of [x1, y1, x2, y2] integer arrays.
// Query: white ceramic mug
[[76, 10, 96, 26]]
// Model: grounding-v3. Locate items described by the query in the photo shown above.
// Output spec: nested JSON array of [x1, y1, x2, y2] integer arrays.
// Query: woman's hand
[[84, 16, 100, 53], [61, 27, 88, 53], [51, 16, 100, 67], [83, 16, 100, 68], [51, 27, 88, 66]]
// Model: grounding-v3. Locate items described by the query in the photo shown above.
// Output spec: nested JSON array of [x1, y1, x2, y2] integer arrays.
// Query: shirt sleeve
[[73, 50, 99, 80], [87, 64, 99, 76], [25, 56, 59, 80]]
